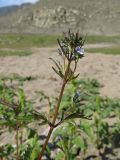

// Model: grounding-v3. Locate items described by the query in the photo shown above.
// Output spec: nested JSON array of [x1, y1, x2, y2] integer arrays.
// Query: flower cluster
[[58, 30, 85, 61]]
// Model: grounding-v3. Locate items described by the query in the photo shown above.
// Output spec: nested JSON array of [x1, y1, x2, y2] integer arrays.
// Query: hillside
[[0, 0, 120, 35], [0, 5, 21, 16], [0, 3, 32, 16]]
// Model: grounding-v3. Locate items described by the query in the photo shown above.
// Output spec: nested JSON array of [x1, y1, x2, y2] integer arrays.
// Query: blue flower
[[75, 46, 84, 57]]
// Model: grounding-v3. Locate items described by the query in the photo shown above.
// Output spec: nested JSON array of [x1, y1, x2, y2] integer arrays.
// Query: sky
[[0, 0, 39, 7]]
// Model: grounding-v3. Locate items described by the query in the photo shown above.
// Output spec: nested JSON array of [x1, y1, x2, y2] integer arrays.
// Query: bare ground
[[0, 46, 120, 158], [0, 46, 120, 99]]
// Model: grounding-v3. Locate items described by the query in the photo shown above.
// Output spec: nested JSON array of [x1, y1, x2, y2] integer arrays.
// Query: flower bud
[[73, 91, 80, 103]]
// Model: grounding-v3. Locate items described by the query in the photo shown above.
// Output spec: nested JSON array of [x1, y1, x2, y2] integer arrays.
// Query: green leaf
[[50, 58, 64, 78], [63, 113, 88, 121], [30, 147, 39, 160], [49, 58, 62, 71], [56, 113, 90, 127], [52, 67, 64, 78], [18, 88, 25, 110], [32, 111, 50, 125], [0, 144, 14, 157], [74, 136, 86, 150], [55, 151, 64, 160], [84, 108, 93, 117]]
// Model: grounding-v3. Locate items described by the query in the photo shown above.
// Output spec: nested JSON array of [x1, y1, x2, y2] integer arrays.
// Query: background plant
[[0, 30, 120, 160], [0, 76, 51, 160]]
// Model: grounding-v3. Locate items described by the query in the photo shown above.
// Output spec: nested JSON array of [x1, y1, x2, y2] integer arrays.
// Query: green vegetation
[[0, 33, 119, 49], [0, 33, 119, 56], [0, 31, 120, 160], [0, 73, 37, 86], [0, 33, 61, 49], [0, 49, 32, 56], [86, 46, 120, 55], [0, 75, 120, 159], [86, 35, 120, 44]]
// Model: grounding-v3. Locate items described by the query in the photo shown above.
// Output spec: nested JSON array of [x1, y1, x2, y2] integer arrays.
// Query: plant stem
[[38, 61, 71, 160], [64, 149, 69, 160], [20, 129, 23, 145], [15, 128, 19, 160], [65, 155, 67, 160]]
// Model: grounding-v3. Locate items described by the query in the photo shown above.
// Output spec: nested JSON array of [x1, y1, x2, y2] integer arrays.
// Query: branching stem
[[38, 61, 71, 160]]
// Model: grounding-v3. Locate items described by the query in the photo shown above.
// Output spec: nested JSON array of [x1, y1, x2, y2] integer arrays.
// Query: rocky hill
[[0, 0, 120, 35], [0, 5, 21, 16], [0, 3, 32, 16]]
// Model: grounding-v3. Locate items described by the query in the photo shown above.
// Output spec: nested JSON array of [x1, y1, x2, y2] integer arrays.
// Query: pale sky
[[0, 0, 39, 7]]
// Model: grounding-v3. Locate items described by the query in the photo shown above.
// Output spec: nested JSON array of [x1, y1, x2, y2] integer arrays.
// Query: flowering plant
[[0, 30, 87, 160], [38, 30, 86, 159]]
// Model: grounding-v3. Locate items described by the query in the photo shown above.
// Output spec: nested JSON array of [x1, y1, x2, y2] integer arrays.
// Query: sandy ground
[[0, 46, 120, 99], [0, 45, 120, 151]]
